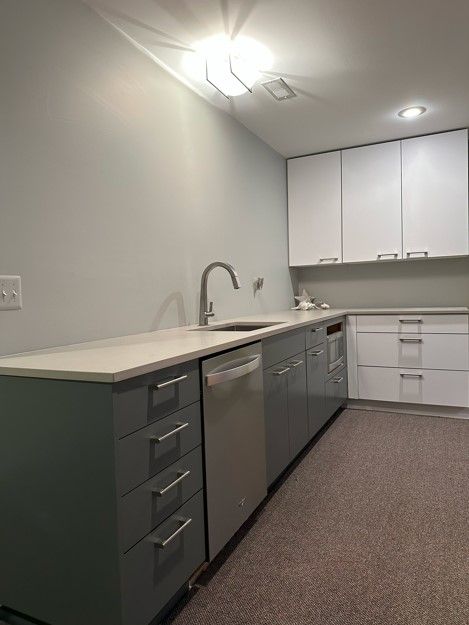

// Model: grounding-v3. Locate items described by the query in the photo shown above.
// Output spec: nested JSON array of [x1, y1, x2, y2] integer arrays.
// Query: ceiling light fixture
[[398, 106, 427, 119], [183, 35, 272, 98]]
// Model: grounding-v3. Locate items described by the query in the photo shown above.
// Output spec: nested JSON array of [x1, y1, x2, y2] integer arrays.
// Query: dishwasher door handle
[[205, 354, 261, 387]]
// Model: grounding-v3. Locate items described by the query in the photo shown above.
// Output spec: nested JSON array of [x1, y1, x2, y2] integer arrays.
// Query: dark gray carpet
[[167, 409, 469, 625]]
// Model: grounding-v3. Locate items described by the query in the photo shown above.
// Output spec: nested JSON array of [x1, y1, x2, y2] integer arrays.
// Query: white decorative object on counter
[[291, 289, 330, 311]]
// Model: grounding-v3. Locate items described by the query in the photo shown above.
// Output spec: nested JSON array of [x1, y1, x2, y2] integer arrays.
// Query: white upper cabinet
[[342, 141, 402, 263], [287, 129, 469, 267], [287, 151, 342, 266], [402, 129, 469, 259]]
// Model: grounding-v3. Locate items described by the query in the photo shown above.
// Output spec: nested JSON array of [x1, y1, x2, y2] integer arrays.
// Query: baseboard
[[346, 399, 469, 420]]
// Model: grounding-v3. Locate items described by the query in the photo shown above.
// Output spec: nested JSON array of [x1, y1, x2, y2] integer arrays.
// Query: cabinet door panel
[[306, 344, 327, 437], [402, 129, 469, 259], [264, 365, 290, 486], [286, 353, 308, 459], [342, 141, 402, 263], [288, 152, 342, 266]]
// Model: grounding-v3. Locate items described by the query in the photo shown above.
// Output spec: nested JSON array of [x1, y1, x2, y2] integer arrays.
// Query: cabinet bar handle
[[287, 360, 303, 368], [331, 377, 343, 383], [154, 374, 188, 390], [308, 350, 324, 356], [319, 257, 338, 262], [311, 327, 324, 332], [399, 319, 422, 324], [400, 373, 423, 378], [148, 517, 192, 549], [150, 422, 189, 443], [152, 470, 191, 497], [406, 251, 429, 258], [377, 253, 398, 259], [399, 338, 423, 343], [273, 367, 290, 376]]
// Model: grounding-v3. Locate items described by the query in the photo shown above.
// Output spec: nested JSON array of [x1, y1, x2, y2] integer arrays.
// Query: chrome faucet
[[198, 262, 241, 326]]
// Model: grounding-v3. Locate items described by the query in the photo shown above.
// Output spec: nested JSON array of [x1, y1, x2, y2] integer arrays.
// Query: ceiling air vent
[[261, 78, 297, 101]]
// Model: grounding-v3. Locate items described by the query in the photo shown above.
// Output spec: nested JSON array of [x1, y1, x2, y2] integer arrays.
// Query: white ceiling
[[89, 0, 469, 157]]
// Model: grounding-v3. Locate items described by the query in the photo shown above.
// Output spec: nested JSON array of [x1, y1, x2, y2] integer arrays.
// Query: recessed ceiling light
[[398, 106, 427, 119]]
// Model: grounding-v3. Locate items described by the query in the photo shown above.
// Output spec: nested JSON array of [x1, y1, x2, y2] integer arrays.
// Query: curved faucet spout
[[199, 262, 241, 326]]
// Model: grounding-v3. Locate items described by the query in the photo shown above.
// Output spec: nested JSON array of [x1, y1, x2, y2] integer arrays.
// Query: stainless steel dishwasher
[[202, 342, 267, 560]]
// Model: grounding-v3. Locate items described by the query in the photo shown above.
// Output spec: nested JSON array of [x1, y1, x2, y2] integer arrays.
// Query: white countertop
[[1, 307, 467, 383]]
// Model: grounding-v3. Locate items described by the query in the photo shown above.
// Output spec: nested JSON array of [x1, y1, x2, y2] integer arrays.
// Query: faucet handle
[[205, 301, 215, 318]]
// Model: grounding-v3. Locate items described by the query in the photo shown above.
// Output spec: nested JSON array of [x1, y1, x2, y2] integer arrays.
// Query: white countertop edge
[[1, 307, 468, 383]]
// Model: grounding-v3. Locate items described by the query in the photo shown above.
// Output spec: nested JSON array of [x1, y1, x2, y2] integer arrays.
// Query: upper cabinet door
[[402, 129, 469, 259], [342, 141, 402, 263], [287, 152, 342, 266]]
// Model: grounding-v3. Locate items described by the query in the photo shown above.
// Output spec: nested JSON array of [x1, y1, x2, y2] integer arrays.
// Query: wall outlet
[[0, 275, 22, 310]]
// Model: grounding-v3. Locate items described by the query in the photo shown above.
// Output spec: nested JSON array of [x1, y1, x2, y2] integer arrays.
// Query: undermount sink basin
[[193, 321, 285, 332]]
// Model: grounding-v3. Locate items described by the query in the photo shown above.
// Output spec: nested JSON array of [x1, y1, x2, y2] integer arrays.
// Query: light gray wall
[[0, 0, 293, 356], [296, 257, 469, 308]]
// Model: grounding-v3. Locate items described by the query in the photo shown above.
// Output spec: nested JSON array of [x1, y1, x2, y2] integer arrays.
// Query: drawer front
[[356, 314, 469, 334], [262, 328, 306, 369], [305, 323, 327, 349], [117, 402, 201, 495], [358, 367, 469, 407], [325, 367, 348, 417], [113, 360, 200, 438], [119, 447, 203, 553], [357, 333, 469, 371], [122, 491, 205, 625]]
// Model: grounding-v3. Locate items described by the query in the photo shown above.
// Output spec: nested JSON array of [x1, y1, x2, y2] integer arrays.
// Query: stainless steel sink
[[192, 321, 285, 332]]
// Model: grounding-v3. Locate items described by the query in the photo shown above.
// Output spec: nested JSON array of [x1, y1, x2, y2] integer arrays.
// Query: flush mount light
[[398, 106, 427, 119], [205, 53, 253, 98], [183, 35, 272, 98]]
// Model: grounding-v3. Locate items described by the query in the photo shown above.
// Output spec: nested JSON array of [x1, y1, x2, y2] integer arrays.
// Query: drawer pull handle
[[406, 251, 428, 258], [273, 367, 290, 376], [377, 253, 398, 259], [311, 327, 324, 332], [287, 360, 303, 368], [319, 257, 338, 262], [149, 516, 192, 549], [308, 350, 324, 356], [154, 374, 188, 390], [331, 377, 343, 383], [399, 319, 422, 324], [153, 470, 191, 497], [150, 422, 189, 443], [400, 373, 423, 378], [399, 338, 423, 343]]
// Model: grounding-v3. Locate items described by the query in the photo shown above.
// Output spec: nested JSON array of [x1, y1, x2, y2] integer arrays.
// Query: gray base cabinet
[[287, 354, 309, 458], [306, 343, 328, 437], [325, 367, 348, 416], [263, 329, 309, 486], [0, 361, 206, 625], [264, 361, 291, 485]]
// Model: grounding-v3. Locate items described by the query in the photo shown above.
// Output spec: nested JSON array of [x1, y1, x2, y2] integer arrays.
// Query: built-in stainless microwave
[[326, 321, 344, 373]]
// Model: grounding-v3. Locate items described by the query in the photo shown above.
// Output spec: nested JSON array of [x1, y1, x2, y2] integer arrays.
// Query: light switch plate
[[0, 275, 22, 310]]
